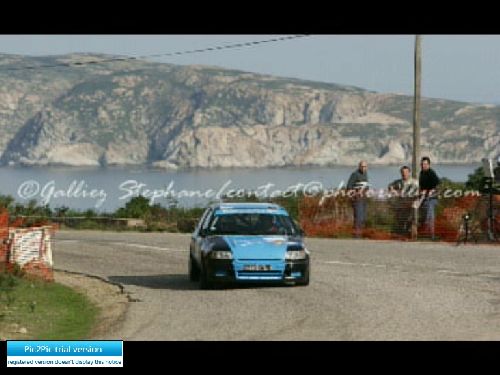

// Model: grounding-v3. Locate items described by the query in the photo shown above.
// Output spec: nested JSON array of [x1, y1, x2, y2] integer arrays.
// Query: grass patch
[[0, 273, 98, 340]]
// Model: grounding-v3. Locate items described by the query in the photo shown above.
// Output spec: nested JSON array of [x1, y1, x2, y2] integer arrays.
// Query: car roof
[[210, 202, 285, 211]]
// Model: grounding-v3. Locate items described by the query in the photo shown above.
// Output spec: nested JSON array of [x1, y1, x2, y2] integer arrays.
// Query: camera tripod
[[456, 213, 479, 245], [456, 178, 498, 245]]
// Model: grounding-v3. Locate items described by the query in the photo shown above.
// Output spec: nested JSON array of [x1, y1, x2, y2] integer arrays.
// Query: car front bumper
[[205, 258, 309, 284]]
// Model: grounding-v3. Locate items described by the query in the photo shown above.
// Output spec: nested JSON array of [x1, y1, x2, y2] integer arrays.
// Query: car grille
[[237, 270, 282, 276], [236, 271, 283, 280], [237, 259, 282, 261], [234, 259, 285, 280]]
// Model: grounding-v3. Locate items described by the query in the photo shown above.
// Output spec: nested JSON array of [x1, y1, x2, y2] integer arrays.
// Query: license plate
[[243, 264, 272, 271]]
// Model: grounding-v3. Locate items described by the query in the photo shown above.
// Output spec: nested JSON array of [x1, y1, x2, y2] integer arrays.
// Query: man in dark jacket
[[495, 156, 500, 185], [419, 156, 440, 240], [347, 160, 369, 238]]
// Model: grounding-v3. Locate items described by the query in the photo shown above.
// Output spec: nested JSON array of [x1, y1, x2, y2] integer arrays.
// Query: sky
[[0, 34, 499, 104]]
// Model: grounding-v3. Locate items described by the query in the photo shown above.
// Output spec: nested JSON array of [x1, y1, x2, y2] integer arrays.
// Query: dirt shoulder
[[54, 270, 129, 339]]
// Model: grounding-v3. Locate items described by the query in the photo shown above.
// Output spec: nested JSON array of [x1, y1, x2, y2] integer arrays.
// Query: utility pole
[[412, 35, 421, 179], [411, 35, 422, 240]]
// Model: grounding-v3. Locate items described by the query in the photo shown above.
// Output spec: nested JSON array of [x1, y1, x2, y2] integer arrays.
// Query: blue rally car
[[189, 203, 310, 289]]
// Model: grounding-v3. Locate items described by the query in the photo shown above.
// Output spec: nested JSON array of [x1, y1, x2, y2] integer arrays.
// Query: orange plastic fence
[[0, 209, 9, 263], [299, 195, 497, 243]]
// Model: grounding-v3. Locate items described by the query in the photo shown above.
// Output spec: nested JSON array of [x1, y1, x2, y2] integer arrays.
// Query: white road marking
[[478, 274, 499, 279], [437, 270, 462, 274], [56, 239, 186, 252], [109, 242, 186, 252], [324, 260, 386, 268]]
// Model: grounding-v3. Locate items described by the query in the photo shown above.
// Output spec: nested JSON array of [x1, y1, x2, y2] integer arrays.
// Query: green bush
[[177, 218, 197, 233], [74, 220, 105, 230], [439, 177, 466, 192], [465, 166, 485, 192], [115, 196, 152, 219]]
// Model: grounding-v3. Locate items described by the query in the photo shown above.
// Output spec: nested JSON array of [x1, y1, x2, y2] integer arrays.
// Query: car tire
[[296, 270, 310, 286], [199, 261, 212, 290], [189, 254, 200, 282]]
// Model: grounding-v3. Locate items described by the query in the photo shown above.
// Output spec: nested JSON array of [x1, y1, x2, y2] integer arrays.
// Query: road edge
[[53, 269, 131, 339]]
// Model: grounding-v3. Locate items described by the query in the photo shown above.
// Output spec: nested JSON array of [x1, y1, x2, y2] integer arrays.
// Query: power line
[[0, 35, 311, 72]]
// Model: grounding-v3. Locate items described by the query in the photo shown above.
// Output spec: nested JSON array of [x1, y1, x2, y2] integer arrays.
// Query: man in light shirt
[[388, 165, 419, 235]]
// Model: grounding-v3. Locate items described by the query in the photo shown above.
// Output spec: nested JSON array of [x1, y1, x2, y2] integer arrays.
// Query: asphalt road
[[53, 230, 500, 340]]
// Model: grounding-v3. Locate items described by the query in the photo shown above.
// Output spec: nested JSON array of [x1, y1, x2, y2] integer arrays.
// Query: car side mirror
[[199, 228, 207, 237]]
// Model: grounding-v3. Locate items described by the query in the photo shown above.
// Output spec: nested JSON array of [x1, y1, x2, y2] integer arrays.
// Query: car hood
[[222, 235, 298, 260]]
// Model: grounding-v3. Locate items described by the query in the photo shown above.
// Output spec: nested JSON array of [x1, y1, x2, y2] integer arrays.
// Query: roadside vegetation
[[0, 264, 97, 340], [0, 192, 300, 233], [0, 170, 487, 241]]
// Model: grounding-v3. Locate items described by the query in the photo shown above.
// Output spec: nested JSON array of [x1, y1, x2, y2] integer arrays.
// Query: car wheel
[[199, 261, 212, 290], [296, 270, 310, 286], [189, 255, 200, 282]]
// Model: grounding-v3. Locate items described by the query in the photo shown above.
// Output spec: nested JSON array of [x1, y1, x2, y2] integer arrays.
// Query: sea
[[0, 164, 481, 212]]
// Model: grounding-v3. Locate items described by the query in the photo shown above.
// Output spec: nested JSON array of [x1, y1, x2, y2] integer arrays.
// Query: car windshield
[[206, 213, 299, 236]]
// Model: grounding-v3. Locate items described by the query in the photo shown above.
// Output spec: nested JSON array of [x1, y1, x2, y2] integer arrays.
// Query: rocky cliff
[[0, 53, 498, 168]]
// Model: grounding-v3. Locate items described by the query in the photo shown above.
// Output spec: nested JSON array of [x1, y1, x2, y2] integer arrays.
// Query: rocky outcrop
[[0, 53, 498, 168]]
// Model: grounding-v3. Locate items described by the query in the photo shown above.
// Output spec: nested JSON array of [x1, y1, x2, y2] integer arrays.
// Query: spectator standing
[[388, 165, 419, 235], [494, 155, 500, 185], [347, 161, 369, 238], [418, 156, 440, 240]]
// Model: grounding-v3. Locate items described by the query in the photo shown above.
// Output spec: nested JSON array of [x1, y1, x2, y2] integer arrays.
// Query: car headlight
[[209, 250, 233, 260], [285, 249, 307, 260]]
